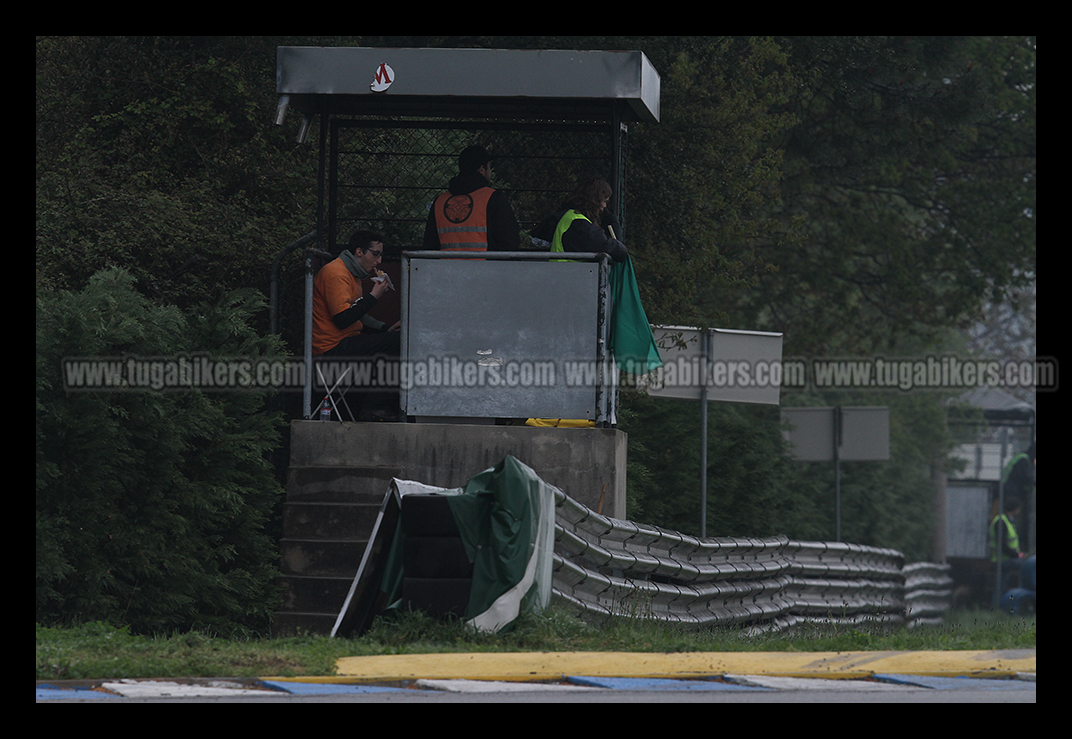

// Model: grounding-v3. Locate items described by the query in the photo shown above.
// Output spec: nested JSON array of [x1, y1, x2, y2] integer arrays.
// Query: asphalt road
[[37, 649, 1036, 703], [36, 677, 1037, 703]]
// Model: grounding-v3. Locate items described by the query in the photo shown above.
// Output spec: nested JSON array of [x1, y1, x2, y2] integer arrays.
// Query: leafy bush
[[36, 269, 287, 636]]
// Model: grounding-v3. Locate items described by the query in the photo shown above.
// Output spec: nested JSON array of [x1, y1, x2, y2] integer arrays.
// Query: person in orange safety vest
[[423, 145, 520, 253]]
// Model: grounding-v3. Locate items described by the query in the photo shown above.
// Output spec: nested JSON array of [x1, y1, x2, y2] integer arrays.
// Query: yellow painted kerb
[[326, 649, 1036, 683]]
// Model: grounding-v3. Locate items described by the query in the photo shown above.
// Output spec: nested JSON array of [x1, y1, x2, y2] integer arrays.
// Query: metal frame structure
[[274, 46, 661, 419]]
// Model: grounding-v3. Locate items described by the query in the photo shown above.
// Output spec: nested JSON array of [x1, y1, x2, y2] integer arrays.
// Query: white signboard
[[781, 406, 890, 462], [645, 325, 784, 406]]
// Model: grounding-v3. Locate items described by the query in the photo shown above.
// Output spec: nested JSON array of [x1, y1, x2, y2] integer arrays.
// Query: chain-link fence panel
[[328, 118, 623, 259]]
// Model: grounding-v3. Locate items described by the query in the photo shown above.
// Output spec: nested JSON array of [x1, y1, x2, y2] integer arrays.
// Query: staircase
[[271, 419, 627, 636], [273, 465, 402, 636]]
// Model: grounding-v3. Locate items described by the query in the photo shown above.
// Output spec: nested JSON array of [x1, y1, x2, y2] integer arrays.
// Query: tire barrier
[[338, 464, 954, 635], [400, 494, 474, 620], [550, 487, 951, 632], [903, 561, 955, 627]]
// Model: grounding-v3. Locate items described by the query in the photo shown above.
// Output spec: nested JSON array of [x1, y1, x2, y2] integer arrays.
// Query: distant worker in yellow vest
[[990, 497, 1022, 562], [423, 145, 520, 253], [990, 497, 1024, 591], [1002, 442, 1035, 503]]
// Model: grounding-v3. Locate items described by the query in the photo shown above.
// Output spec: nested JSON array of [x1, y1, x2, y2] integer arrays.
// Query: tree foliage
[[616, 37, 803, 328], [618, 37, 1032, 560], [735, 36, 1036, 355], [36, 269, 287, 635], [622, 393, 828, 542], [36, 36, 318, 309], [37, 35, 1034, 351]]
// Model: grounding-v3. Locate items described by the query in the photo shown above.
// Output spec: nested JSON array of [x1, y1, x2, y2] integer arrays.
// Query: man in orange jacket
[[423, 145, 520, 253], [312, 230, 401, 419]]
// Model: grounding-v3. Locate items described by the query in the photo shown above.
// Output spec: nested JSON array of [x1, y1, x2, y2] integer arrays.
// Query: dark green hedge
[[36, 269, 287, 636]]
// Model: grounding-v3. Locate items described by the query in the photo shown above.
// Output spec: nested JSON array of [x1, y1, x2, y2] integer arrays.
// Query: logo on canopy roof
[[371, 63, 394, 93]]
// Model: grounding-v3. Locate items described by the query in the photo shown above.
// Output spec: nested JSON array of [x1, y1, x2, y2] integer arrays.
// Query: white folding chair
[[316, 363, 355, 421]]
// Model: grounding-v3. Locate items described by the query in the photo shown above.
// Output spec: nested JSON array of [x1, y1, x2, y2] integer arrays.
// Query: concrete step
[[279, 538, 368, 578], [272, 420, 627, 636], [274, 462, 393, 636], [282, 501, 382, 540], [277, 574, 354, 619], [286, 465, 403, 503]]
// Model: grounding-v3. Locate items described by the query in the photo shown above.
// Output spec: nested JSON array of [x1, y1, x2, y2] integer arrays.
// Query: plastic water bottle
[[319, 398, 332, 421]]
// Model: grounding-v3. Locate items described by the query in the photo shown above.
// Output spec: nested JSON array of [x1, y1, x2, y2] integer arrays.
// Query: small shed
[[273, 46, 662, 420], [943, 386, 1036, 607]]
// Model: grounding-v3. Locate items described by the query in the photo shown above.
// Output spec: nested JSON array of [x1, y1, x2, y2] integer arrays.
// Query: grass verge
[[36, 605, 1036, 682]]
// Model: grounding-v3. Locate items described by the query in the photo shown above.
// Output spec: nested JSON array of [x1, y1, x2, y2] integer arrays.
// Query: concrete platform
[[288, 420, 628, 517], [274, 420, 627, 635]]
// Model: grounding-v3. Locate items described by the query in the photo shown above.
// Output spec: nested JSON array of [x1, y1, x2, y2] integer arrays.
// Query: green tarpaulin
[[346, 456, 555, 635]]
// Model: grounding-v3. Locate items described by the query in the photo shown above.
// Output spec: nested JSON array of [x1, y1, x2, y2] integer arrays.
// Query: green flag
[[609, 256, 663, 375]]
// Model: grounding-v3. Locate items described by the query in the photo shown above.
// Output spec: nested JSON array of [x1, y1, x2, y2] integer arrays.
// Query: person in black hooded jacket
[[423, 145, 521, 253], [532, 176, 628, 263]]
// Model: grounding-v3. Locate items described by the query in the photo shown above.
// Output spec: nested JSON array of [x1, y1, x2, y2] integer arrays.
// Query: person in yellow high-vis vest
[[990, 501, 1022, 561], [990, 497, 1024, 591], [423, 145, 520, 253], [533, 176, 628, 263], [527, 178, 645, 429]]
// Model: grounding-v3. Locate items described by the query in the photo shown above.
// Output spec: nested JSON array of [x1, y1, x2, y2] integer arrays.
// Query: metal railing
[[269, 231, 335, 418], [550, 486, 951, 632]]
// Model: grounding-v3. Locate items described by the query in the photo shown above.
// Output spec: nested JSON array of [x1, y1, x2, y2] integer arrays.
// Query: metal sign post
[[645, 325, 784, 537], [781, 406, 890, 541], [699, 330, 710, 537]]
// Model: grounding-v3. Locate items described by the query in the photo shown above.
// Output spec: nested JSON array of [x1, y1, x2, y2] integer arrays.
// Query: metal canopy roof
[[275, 46, 661, 124]]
